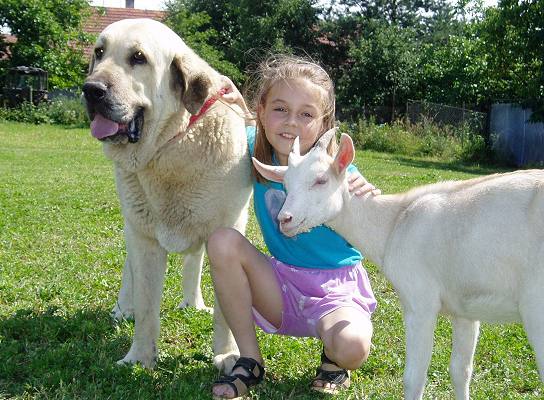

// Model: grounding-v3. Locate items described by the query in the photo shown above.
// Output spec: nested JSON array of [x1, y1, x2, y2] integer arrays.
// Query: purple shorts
[[252, 257, 377, 338]]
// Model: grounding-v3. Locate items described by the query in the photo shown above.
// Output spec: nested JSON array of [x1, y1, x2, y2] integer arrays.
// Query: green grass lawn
[[0, 121, 541, 399]]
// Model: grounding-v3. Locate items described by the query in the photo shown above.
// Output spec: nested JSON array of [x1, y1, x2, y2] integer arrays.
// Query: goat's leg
[[520, 287, 544, 382], [450, 317, 480, 400], [178, 244, 210, 312], [403, 310, 438, 400]]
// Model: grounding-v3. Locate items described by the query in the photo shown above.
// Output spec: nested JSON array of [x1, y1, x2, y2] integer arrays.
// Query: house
[[1, 4, 166, 60], [83, 6, 166, 57]]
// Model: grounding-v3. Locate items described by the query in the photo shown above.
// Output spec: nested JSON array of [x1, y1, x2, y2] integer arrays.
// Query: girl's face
[[258, 78, 325, 166]]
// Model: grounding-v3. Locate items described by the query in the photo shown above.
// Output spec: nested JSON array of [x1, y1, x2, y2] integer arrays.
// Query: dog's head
[[83, 18, 215, 169]]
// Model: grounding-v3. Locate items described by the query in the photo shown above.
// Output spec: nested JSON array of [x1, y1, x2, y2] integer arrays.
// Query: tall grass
[[342, 117, 490, 164], [0, 122, 541, 399]]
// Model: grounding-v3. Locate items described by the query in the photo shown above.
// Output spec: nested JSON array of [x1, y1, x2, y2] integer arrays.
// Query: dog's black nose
[[83, 81, 108, 103]]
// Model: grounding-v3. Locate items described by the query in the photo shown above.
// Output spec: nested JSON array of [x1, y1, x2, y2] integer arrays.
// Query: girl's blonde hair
[[247, 54, 337, 183]]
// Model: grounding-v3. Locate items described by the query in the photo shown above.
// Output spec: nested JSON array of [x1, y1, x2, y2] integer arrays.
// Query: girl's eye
[[273, 107, 286, 112], [302, 112, 314, 118], [131, 51, 147, 65]]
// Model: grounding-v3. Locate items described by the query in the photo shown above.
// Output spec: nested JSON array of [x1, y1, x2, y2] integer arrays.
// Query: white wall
[[90, 0, 166, 10]]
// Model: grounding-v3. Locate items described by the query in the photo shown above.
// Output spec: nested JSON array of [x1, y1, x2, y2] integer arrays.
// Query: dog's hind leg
[[112, 257, 135, 321], [178, 244, 211, 312], [212, 296, 239, 373]]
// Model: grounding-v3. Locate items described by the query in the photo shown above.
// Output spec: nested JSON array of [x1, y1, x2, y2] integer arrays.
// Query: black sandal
[[212, 357, 265, 399], [310, 349, 350, 394]]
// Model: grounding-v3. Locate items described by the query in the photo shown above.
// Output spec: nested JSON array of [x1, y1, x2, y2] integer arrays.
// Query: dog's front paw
[[111, 302, 134, 322], [213, 352, 239, 374], [117, 344, 157, 369], [177, 298, 213, 313]]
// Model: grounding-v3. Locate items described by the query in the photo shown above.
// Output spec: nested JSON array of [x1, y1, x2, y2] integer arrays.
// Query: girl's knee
[[341, 336, 371, 368], [325, 326, 372, 370], [207, 227, 242, 262]]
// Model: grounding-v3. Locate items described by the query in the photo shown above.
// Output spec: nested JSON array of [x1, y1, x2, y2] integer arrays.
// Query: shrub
[[341, 117, 490, 163], [0, 102, 52, 124], [0, 97, 88, 127], [48, 96, 89, 127]]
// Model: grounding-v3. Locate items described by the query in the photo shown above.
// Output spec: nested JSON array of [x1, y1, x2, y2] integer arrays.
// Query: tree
[[319, 0, 460, 119], [0, 0, 92, 89], [336, 21, 420, 120], [164, 0, 323, 85], [163, 2, 244, 82], [418, 0, 544, 120], [335, 0, 455, 29], [476, 0, 544, 119]]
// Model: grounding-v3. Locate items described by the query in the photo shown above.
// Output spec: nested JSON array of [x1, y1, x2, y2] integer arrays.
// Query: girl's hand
[[348, 172, 381, 196], [219, 75, 256, 125]]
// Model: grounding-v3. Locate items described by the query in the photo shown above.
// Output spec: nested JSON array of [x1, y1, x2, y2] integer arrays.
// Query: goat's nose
[[279, 212, 293, 225], [83, 81, 108, 103]]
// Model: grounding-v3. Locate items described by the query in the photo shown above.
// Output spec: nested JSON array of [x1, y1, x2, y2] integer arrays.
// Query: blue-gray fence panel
[[491, 103, 544, 166]]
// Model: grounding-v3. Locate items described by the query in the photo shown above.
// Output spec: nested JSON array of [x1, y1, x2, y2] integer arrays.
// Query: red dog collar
[[187, 87, 230, 128]]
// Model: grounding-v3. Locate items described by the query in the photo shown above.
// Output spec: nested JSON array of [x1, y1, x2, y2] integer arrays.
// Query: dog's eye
[[94, 47, 104, 60], [131, 51, 147, 65]]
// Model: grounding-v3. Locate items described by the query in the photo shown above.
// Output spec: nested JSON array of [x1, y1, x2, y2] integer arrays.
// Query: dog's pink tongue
[[91, 114, 119, 139]]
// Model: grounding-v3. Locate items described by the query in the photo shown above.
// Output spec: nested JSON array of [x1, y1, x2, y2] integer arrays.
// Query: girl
[[209, 55, 379, 399]]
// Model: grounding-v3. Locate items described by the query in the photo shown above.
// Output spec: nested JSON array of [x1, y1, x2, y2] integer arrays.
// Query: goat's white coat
[[253, 132, 544, 400]]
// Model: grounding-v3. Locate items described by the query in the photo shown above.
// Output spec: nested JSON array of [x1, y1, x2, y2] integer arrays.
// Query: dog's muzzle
[[83, 81, 144, 144]]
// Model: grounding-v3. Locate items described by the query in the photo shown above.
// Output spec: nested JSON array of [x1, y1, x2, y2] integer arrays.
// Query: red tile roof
[[83, 7, 166, 57], [2, 7, 167, 62], [84, 6, 166, 34]]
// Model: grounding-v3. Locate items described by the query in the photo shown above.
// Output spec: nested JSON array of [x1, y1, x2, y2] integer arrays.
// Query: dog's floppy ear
[[88, 54, 95, 75], [172, 54, 212, 115]]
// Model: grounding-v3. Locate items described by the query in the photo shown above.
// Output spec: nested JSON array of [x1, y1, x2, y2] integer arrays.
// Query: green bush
[[48, 96, 89, 127], [341, 117, 490, 163], [0, 102, 52, 124], [0, 97, 88, 127]]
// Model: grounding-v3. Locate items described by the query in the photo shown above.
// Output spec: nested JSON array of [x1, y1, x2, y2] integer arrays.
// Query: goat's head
[[252, 128, 355, 236]]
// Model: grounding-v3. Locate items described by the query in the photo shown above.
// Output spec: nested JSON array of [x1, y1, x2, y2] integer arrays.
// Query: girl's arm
[[219, 75, 256, 126]]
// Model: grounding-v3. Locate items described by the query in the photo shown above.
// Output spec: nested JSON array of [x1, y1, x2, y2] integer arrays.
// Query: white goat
[[252, 128, 544, 400]]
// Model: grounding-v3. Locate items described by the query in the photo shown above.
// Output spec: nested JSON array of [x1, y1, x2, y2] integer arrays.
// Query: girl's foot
[[212, 357, 265, 399], [310, 350, 351, 394]]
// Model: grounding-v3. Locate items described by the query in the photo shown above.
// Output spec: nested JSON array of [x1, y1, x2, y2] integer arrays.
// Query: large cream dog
[[82, 18, 251, 372]]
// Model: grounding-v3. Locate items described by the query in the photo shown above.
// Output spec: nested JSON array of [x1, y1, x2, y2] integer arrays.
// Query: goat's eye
[[314, 177, 328, 186], [131, 51, 147, 65], [94, 47, 104, 60]]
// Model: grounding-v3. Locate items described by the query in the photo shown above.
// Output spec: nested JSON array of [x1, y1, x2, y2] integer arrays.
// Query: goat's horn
[[288, 136, 302, 166], [315, 127, 338, 150], [291, 136, 301, 156]]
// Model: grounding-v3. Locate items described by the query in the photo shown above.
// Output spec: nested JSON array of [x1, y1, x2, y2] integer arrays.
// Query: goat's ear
[[333, 133, 355, 175], [171, 54, 212, 115], [252, 157, 287, 183]]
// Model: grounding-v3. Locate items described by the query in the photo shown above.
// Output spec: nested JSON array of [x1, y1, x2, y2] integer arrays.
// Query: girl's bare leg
[[207, 227, 283, 398], [314, 307, 373, 390]]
